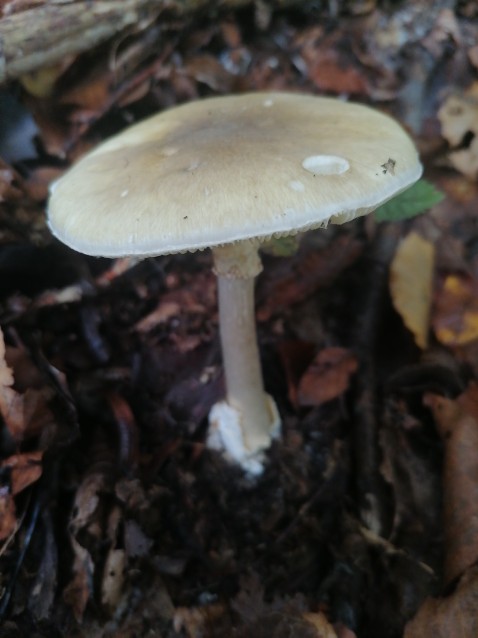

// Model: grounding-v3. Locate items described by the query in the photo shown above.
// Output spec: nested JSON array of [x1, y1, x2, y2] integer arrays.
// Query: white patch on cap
[[263, 99, 274, 107], [302, 155, 350, 176], [289, 180, 305, 192], [120, 189, 129, 198]]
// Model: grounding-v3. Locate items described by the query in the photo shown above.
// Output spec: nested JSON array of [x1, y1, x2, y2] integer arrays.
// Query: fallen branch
[[0, 0, 304, 84]]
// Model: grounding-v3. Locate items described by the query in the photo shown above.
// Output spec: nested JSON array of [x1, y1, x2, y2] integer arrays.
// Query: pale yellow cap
[[48, 92, 422, 257]]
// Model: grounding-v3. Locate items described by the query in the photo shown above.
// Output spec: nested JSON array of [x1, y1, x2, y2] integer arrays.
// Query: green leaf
[[261, 234, 301, 257], [374, 179, 444, 223]]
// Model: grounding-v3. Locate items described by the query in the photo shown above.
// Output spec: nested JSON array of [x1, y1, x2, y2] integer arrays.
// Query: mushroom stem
[[217, 273, 272, 450], [209, 242, 280, 468]]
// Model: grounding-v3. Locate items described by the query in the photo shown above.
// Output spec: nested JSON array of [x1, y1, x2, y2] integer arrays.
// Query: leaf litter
[[1, 1, 478, 637]]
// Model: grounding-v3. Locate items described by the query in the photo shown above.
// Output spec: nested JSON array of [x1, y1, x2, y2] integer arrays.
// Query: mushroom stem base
[[208, 395, 280, 475]]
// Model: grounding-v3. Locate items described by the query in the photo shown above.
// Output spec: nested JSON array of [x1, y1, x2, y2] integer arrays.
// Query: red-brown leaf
[[298, 347, 358, 407]]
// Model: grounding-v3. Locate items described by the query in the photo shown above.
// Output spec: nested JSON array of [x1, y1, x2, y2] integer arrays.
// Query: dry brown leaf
[[173, 603, 226, 637], [0, 159, 23, 202], [404, 564, 478, 638], [432, 274, 478, 346], [303, 612, 338, 637], [297, 347, 358, 407], [184, 53, 235, 92], [0, 328, 29, 440], [0, 450, 43, 495], [334, 623, 358, 638], [277, 340, 316, 408], [258, 235, 363, 321], [438, 92, 478, 147], [296, 27, 369, 96], [124, 519, 153, 558], [0, 487, 17, 542], [421, 9, 461, 58], [101, 548, 126, 610], [447, 139, 478, 180], [134, 269, 214, 335], [95, 256, 141, 287], [389, 232, 435, 349], [0, 332, 57, 442], [63, 536, 94, 622], [22, 165, 64, 202], [438, 87, 478, 179], [134, 301, 181, 333], [63, 468, 111, 620], [308, 49, 369, 95], [424, 385, 478, 583], [469, 45, 478, 69]]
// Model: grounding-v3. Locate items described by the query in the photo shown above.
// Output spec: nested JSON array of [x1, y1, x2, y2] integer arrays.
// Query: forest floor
[[1, 1, 478, 637]]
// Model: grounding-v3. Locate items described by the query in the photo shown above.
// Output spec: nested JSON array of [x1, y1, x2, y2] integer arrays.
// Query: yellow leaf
[[433, 275, 478, 346], [390, 232, 435, 349]]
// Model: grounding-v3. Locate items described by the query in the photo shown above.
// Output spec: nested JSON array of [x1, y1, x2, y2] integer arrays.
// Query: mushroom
[[47, 92, 422, 474]]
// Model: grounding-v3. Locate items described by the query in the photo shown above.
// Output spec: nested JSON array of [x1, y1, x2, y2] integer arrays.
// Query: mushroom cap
[[48, 92, 422, 257]]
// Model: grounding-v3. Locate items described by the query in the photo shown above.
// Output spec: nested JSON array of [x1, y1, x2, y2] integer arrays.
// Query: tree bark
[[0, 0, 304, 84]]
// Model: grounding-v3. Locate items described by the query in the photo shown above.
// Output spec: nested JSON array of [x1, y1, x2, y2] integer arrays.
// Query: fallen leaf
[[124, 519, 153, 558], [262, 235, 302, 258], [22, 165, 64, 202], [173, 603, 226, 637], [134, 269, 214, 334], [101, 548, 126, 610], [0, 486, 17, 541], [297, 347, 358, 407], [404, 564, 478, 638], [277, 340, 316, 408], [438, 88, 478, 179], [63, 467, 111, 620], [433, 274, 478, 346], [469, 45, 478, 69], [380, 399, 441, 546], [448, 138, 478, 180], [389, 232, 435, 349], [334, 623, 357, 638], [438, 92, 478, 147], [0, 332, 57, 442], [0, 450, 43, 495], [421, 9, 461, 58], [63, 536, 94, 622], [0, 159, 23, 202], [258, 235, 363, 321], [220, 20, 242, 48], [424, 385, 478, 583], [134, 300, 181, 333], [296, 27, 369, 96], [303, 612, 338, 637], [184, 53, 235, 92], [308, 49, 369, 95], [0, 327, 28, 439]]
